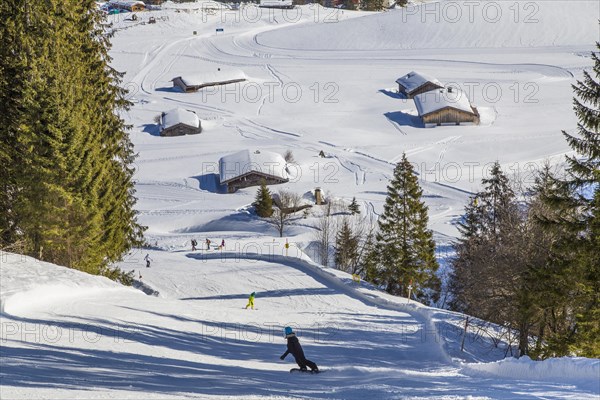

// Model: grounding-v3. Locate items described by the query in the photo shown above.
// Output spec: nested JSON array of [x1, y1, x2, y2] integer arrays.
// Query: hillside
[[257, 1, 599, 51], [1, 1, 599, 398], [1, 251, 598, 399]]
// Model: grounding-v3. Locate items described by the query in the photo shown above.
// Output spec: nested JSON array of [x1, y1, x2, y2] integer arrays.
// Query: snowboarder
[[280, 327, 319, 373], [144, 254, 152, 268], [245, 292, 256, 310], [206, 238, 211, 250], [191, 239, 197, 251]]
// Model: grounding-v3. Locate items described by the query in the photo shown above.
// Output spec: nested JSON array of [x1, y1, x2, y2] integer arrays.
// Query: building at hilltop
[[219, 150, 288, 193], [413, 87, 479, 126], [396, 71, 444, 99], [108, 0, 145, 12]]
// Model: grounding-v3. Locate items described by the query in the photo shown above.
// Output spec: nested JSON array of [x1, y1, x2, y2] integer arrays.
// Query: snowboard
[[289, 368, 323, 374]]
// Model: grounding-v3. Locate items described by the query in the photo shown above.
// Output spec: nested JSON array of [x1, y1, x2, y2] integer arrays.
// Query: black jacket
[[281, 333, 305, 361]]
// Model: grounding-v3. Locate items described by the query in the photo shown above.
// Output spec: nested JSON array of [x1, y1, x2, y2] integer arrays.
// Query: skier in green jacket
[[245, 292, 256, 310]]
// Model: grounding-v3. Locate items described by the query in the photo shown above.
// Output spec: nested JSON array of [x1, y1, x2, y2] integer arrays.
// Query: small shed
[[109, 0, 145, 12], [219, 150, 288, 193], [395, 71, 444, 99], [259, 0, 294, 9], [160, 108, 202, 136], [413, 87, 479, 126], [172, 70, 247, 93]]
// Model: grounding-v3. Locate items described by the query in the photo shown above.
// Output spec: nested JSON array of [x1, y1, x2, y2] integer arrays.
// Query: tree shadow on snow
[[179, 287, 337, 301]]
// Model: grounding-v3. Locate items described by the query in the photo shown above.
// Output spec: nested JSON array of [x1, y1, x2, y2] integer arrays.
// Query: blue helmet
[[284, 326, 293, 336]]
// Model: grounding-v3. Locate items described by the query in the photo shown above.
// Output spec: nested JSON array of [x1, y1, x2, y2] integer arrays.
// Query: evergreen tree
[[375, 153, 439, 302], [360, 0, 384, 11], [334, 218, 359, 272], [362, 233, 380, 283], [0, 0, 144, 277], [254, 180, 273, 218], [348, 197, 360, 215], [562, 43, 600, 188], [479, 162, 517, 238], [342, 0, 356, 10], [544, 43, 600, 357]]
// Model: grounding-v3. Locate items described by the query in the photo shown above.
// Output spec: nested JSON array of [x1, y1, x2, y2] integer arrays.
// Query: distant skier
[[221, 239, 225, 249], [280, 327, 319, 373], [191, 239, 197, 251], [206, 238, 211, 250], [144, 254, 152, 268], [245, 292, 256, 310]]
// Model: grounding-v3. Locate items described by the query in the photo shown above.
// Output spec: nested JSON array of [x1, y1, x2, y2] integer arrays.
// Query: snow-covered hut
[[219, 150, 288, 193], [413, 87, 479, 126], [160, 108, 202, 136], [171, 70, 247, 93], [259, 0, 294, 9], [396, 71, 444, 99], [108, 0, 145, 12]]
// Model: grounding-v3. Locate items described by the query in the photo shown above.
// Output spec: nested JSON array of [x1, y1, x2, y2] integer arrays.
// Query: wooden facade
[[223, 171, 288, 193], [110, 1, 146, 12], [421, 106, 480, 126], [399, 81, 444, 99], [160, 122, 202, 137]]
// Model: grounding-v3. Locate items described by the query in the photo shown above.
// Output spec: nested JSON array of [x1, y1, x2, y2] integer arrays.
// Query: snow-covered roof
[[219, 150, 288, 184], [161, 108, 200, 130], [162, 1, 232, 10], [174, 70, 246, 88], [395, 71, 443, 93], [413, 87, 476, 116], [109, 0, 144, 7]]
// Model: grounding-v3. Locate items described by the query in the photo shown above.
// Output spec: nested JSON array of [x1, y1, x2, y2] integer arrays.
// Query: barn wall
[[409, 82, 444, 98], [422, 107, 479, 125], [226, 173, 287, 193], [161, 123, 202, 137]]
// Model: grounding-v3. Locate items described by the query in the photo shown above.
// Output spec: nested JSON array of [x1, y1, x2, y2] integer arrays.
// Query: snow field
[[2, 1, 600, 398]]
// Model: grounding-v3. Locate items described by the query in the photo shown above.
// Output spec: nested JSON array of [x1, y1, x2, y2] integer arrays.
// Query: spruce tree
[[0, 0, 144, 276], [562, 43, 600, 188], [449, 163, 528, 351], [254, 180, 273, 218], [547, 43, 600, 357], [559, 44, 600, 356], [362, 233, 380, 283], [334, 218, 358, 272], [348, 197, 361, 215], [375, 154, 439, 302]]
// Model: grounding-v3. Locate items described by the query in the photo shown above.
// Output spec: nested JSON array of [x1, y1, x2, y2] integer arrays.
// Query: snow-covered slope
[[257, 1, 599, 50], [1, 251, 599, 399], [2, 2, 600, 398]]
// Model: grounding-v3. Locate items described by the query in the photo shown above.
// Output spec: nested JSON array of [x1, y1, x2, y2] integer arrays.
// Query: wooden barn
[[172, 70, 246, 93], [395, 71, 444, 99], [219, 150, 288, 193], [109, 0, 145, 12], [413, 87, 479, 126], [160, 108, 202, 137]]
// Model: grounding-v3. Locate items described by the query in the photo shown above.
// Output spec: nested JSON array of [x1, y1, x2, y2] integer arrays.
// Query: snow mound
[[257, 1, 599, 50], [463, 356, 600, 391], [0, 253, 136, 316]]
